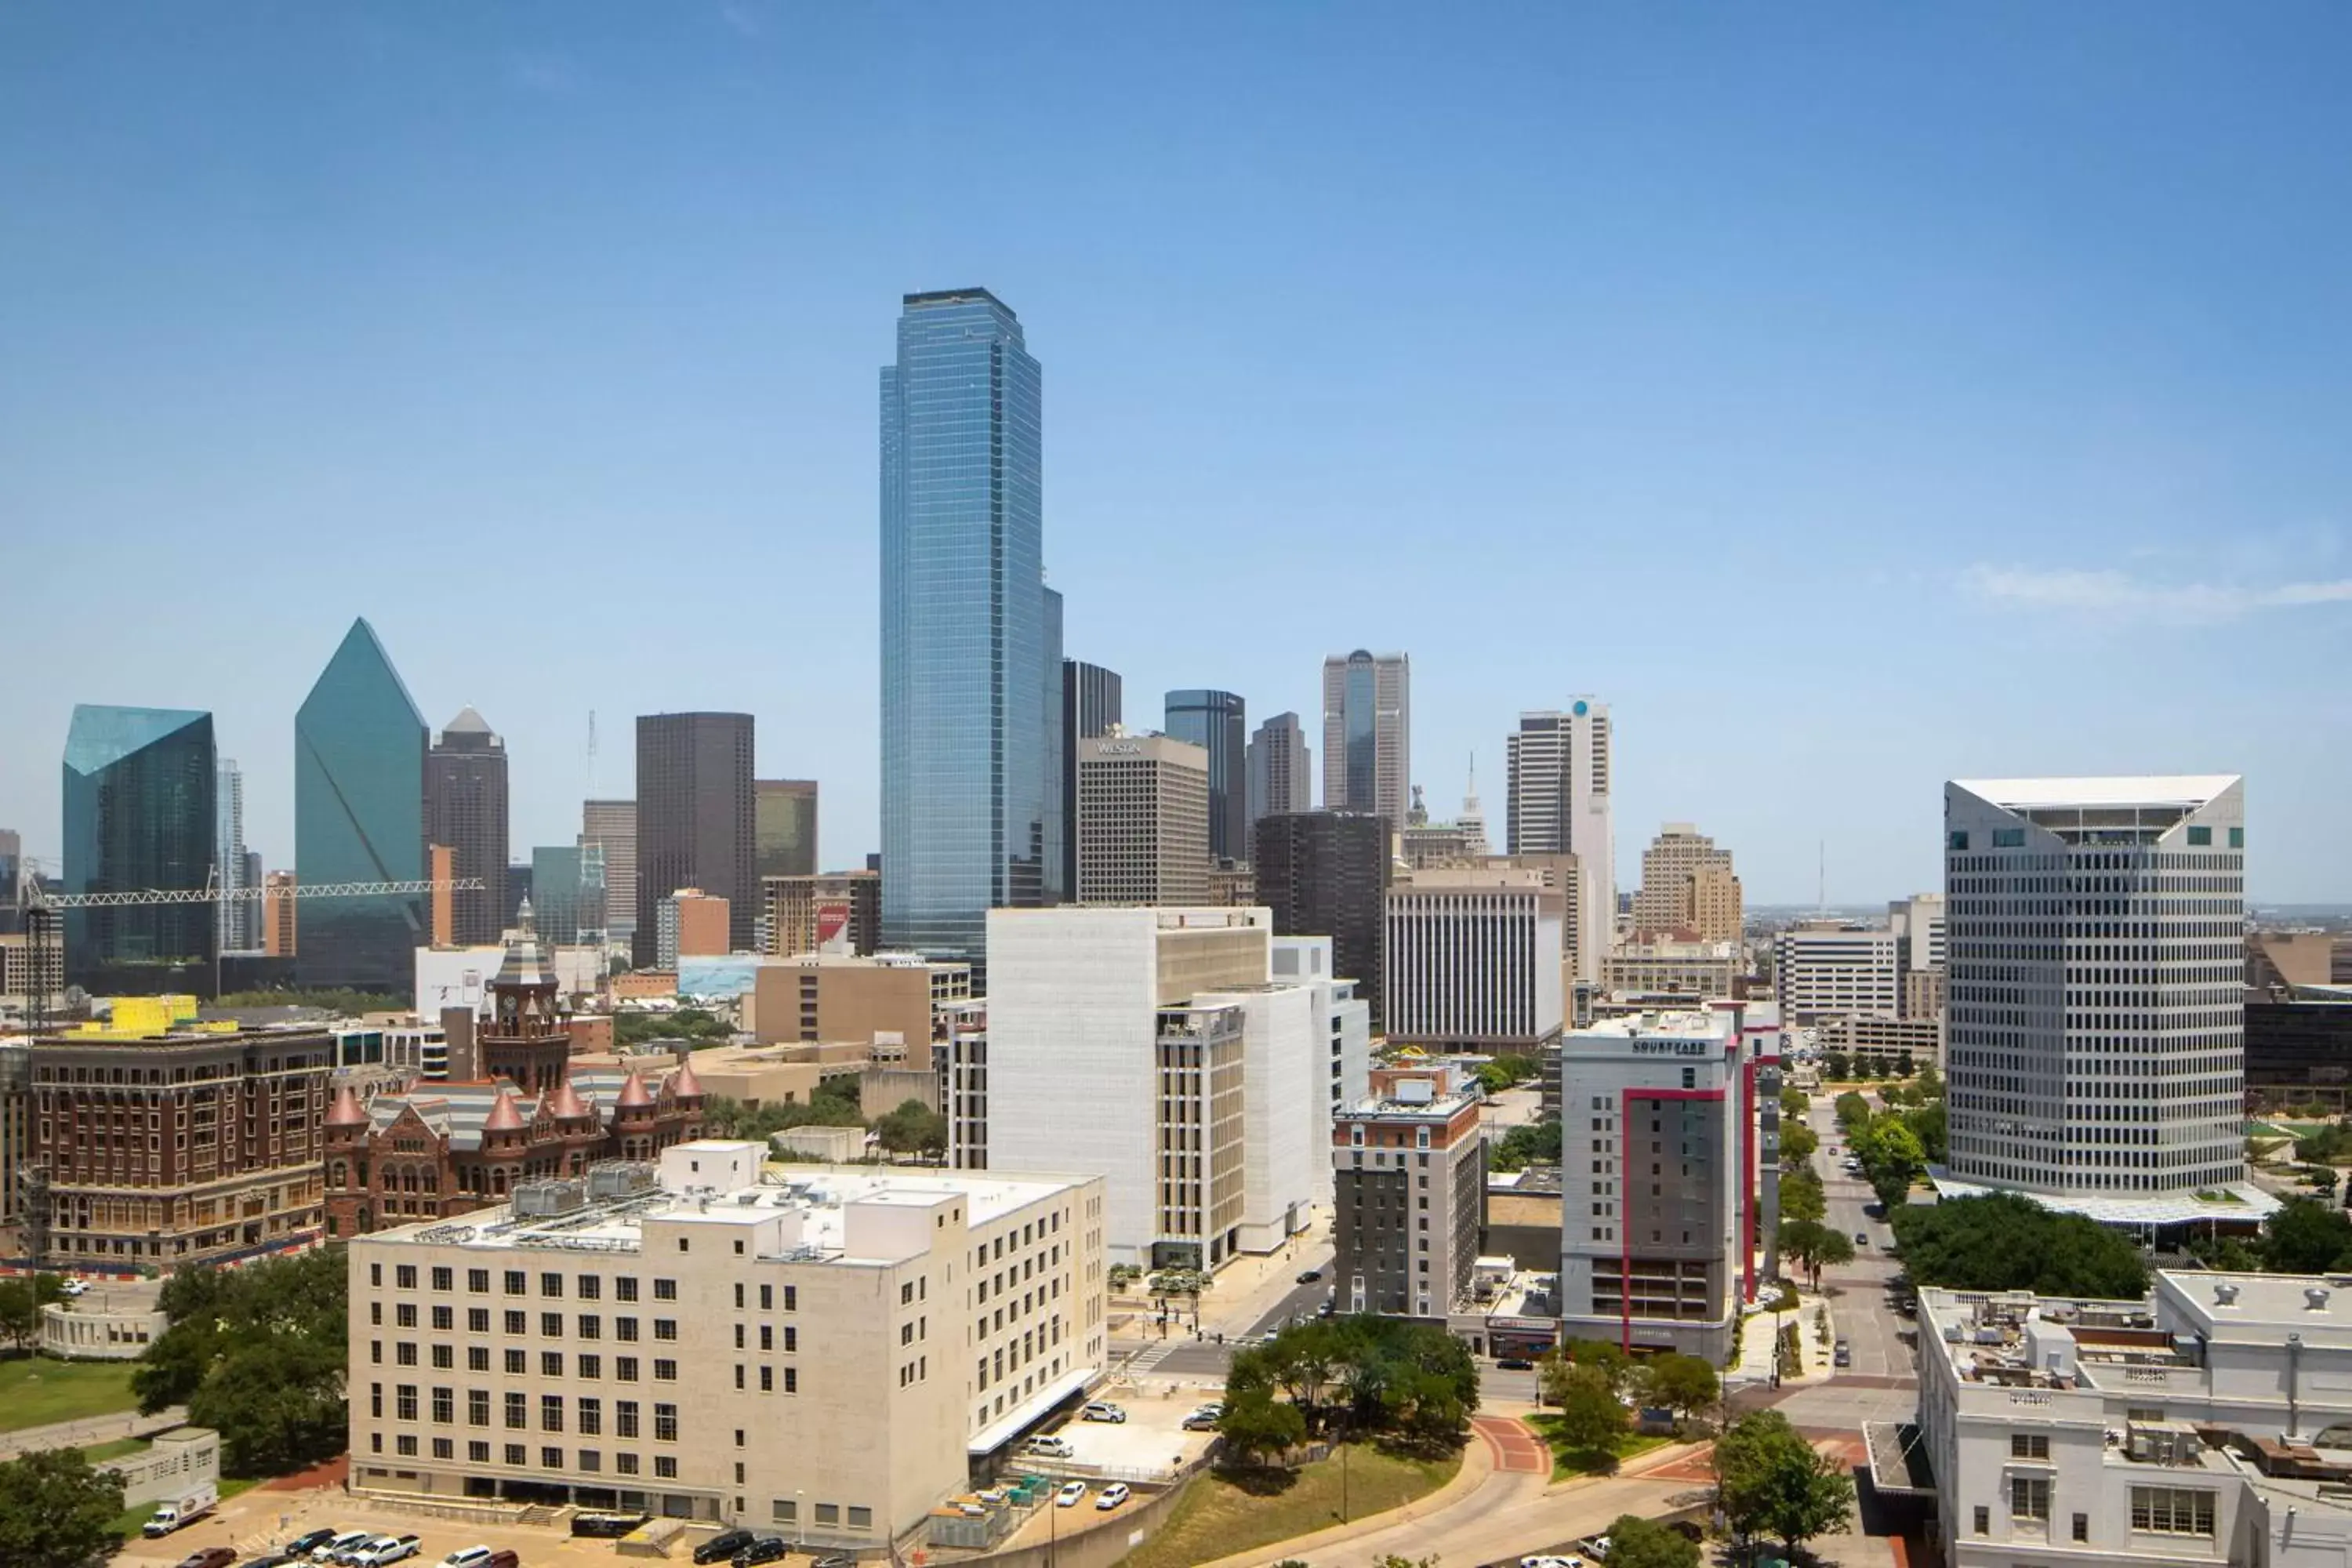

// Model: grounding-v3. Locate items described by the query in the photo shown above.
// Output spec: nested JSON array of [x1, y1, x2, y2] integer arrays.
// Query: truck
[[140, 1481, 218, 1537]]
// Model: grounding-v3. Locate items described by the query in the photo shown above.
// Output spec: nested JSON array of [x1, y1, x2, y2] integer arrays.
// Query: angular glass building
[[296, 618, 426, 993], [880, 288, 1058, 966], [62, 705, 217, 988]]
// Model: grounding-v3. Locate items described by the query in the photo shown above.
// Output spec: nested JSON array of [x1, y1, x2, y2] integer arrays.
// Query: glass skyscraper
[[62, 705, 217, 987], [296, 617, 427, 993], [880, 288, 1058, 964], [1164, 689, 1247, 863]]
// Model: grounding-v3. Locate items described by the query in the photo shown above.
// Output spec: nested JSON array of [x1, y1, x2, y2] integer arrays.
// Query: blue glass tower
[[880, 289, 1055, 964], [1165, 689, 1248, 863], [61, 705, 216, 988], [296, 618, 427, 993]]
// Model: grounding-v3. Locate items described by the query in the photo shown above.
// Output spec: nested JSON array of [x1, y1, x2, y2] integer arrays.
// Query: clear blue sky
[[5, 3, 2349, 903]]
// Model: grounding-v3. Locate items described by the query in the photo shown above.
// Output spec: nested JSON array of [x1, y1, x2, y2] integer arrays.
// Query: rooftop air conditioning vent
[[2215, 1283, 2240, 1305], [2310, 1287, 2333, 1311]]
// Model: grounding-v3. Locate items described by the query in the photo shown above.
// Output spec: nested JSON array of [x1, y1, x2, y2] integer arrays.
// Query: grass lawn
[[0, 1356, 141, 1432], [104, 1478, 260, 1541], [1116, 1443, 1461, 1568], [80, 1436, 152, 1465], [1523, 1414, 1671, 1479]]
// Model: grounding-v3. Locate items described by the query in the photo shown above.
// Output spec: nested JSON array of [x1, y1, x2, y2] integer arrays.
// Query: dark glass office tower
[[425, 706, 509, 946], [296, 619, 427, 992], [61, 705, 216, 988], [634, 713, 755, 962], [880, 288, 1053, 964], [754, 781, 820, 882], [1060, 659, 1122, 898], [1165, 689, 1247, 863], [1254, 810, 1391, 1029]]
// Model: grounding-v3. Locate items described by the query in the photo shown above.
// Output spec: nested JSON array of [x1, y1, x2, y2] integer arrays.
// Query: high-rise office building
[[216, 758, 249, 952], [1321, 652, 1410, 830], [296, 618, 427, 993], [1385, 867, 1566, 1054], [753, 779, 819, 882], [530, 845, 586, 946], [1254, 811, 1391, 1029], [633, 713, 754, 961], [1944, 775, 2250, 1215], [0, 829, 19, 902], [1164, 690, 1247, 863], [1041, 585, 1065, 906], [62, 706, 216, 988], [880, 288, 1056, 965], [1245, 712, 1311, 844], [1061, 661, 1123, 898], [1076, 734, 1210, 906], [763, 870, 883, 958], [1772, 923, 1900, 1022], [424, 707, 509, 948], [263, 870, 297, 956], [1506, 702, 1613, 982], [581, 799, 637, 940], [1632, 822, 1740, 941]]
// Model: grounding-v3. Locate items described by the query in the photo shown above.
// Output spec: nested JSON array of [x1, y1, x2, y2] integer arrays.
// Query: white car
[[438, 1550, 495, 1568], [1095, 1483, 1131, 1511], [1520, 1556, 1586, 1568], [58, 1279, 88, 1298], [354, 1537, 422, 1567], [1081, 1401, 1126, 1423], [1024, 1436, 1074, 1457], [1055, 1481, 1087, 1508]]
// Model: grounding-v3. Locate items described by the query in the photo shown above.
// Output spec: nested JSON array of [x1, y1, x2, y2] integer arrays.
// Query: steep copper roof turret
[[615, 1070, 652, 1111], [545, 1076, 590, 1120], [668, 1055, 704, 1100], [484, 1087, 526, 1133], [327, 1083, 369, 1128]]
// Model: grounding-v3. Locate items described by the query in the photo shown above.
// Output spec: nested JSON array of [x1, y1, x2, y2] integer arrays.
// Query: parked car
[[1081, 1400, 1127, 1423], [731, 1538, 788, 1568], [1095, 1483, 1132, 1511], [438, 1549, 497, 1568], [1519, 1555, 1585, 1568], [1024, 1434, 1075, 1457], [1854, 1232, 1869, 1246], [693, 1532, 755, 1566], [289, 1532, 343, 1559], [810, 1554, 852, 1568], [354, 1536, 422, 1567], [331, 1539, 392, 1566], [1295, 1269, 1322, 1283], [314, 1534, 374, 1563], [1057, 1481, 1088, 1508], [1495, 1356, 1535, 1370], [247, 1555, 301, 1568], [1183, 1410, 1221, 1431], [59, 1277, 89, 1297], [172, 1550, 238, 1568], [1833, 1340, 1853, 1367], [572, 1512, 650, 1539]]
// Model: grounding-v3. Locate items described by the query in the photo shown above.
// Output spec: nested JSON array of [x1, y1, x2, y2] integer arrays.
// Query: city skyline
[[6, 7, 2350, 902]]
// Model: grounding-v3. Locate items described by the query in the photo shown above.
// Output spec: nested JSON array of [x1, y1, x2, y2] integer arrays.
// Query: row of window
[[376, 1262, 681, 1301], [368, 1343, 676, 1381], [369, 1432, 680, 1479]]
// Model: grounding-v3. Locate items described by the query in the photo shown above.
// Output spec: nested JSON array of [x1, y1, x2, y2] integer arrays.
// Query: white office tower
[[1272, 935, 1374, 1203], [1941, 775, 2263, 1219], [1773, 924, 1901, 1022], [1385, 868, 1566, 1051], [216, 759, 249, 951], [1506, 702, 1613, 984], [985, 906, 1322, 1269]]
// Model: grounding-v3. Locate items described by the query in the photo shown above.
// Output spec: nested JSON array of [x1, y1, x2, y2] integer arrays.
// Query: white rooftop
[[1951, 775, 2239, 808], [1929, 1168, 2281, 1225]]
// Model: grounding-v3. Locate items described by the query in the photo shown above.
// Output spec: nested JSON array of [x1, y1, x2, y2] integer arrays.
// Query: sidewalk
[[1111, 1208, 1332, 1342], [0, 1403, 188, 1461], [1730, 1289, 1835, 1391]]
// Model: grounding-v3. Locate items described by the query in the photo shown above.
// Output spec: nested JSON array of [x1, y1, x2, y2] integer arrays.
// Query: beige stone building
[[762, 870, 882, 959], [347, 1142, 1107, 1541], [1599, 938, 1744, 1000], [749, 953, 971, 1049], [1630, 823, 1741, 941], [1076, 733, 1210, 906]]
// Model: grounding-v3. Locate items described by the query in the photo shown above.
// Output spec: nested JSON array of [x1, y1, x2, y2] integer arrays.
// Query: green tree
[[0, 1446, 127, 1568], [1780, 1168, 1827, 1225], [1780, 1122, 1818, 1168], [1553, 1336, 1635, 1395], [1902, 1099, 1948, 1163], [2261, 1197, 2352, 1273], [1779, 1086, 1809, 1121], [136, 1249, 347, 1476], [1860, 1120, 1926, 1210], [1915, 1061, 1943, 1099], [873, 1098, 947, 1156], [0, 1280, 39, 1354], [1597, 1515, 1699, 1568], [1833, 1091, 1871, 1130], [1217, 1392, 1308, 1467], [1821, 1049, 1851, 1080], [1715, 1410, 1855, 1556], [1487, 1120, 1563, 1173], [1548, 1363, 1627, 1460], [1888, 1193, 2148, 1297], [1777, 1218, 1853, 1289], [1639, 1353, 1719, 1425]]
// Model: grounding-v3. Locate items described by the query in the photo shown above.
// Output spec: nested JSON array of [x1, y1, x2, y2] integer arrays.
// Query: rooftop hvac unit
[[587, 1162, 658, 1200], [514, 1179, 587, 1218]]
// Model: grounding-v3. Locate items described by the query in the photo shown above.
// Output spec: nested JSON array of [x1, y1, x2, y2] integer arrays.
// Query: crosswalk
[[1123, 1338, 1181, 1374]]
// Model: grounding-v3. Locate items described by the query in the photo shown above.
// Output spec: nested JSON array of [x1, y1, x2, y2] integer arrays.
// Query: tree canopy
[[1225, 1315, 1479, 1454], [873, 1098, 947, 1156], [1780, 1167, 1827, 1225], [136, 1248, 347, 1476], [1640, 1353, 1720, 1418], [1714, 1409, 1855, 1555], [1599, 1515, 1700, 1568], [1486, 1119, 1563, 1173], [1780, 1121, 1818, 1167], [1545, 1362, 1627, 1458], [0, 1446, 126, 1568], [1888, 1193, 2148, 1298], [1777, 1218, 1853, 1287]]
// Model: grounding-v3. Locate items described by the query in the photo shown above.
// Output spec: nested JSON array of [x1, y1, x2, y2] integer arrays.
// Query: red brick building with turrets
[[324, 902, 703, 1237]]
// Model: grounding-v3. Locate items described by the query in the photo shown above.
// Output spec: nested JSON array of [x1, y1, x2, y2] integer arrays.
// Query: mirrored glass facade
[[880, 288, 1054, 965], [753, 779, 820, 882], [1164, 689, 1247, 863], [296, 618, 426, 993], [62, 705, 216, 986]]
